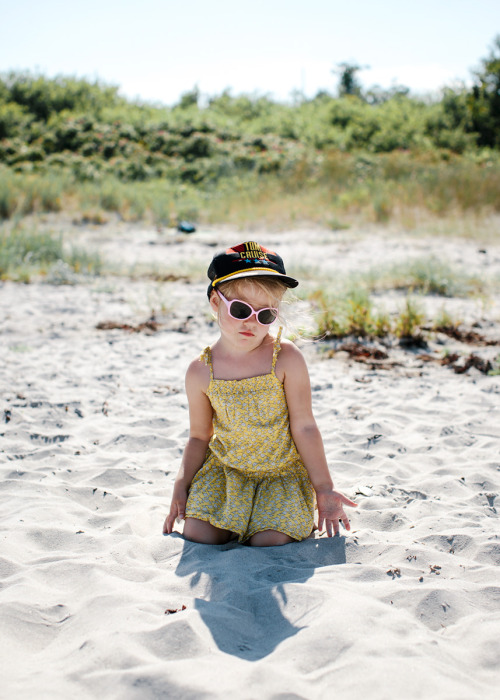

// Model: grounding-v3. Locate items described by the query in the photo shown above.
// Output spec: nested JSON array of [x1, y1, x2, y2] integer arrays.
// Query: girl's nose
[[242, 312, 258, 326]]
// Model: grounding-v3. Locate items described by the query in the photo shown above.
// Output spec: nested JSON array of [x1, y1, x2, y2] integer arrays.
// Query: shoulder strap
[[271, 327, 283, 372], [201, 347, 213, 380]]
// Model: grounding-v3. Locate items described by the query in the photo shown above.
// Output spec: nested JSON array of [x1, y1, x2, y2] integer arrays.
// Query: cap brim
[[212, 269, 298, 289]]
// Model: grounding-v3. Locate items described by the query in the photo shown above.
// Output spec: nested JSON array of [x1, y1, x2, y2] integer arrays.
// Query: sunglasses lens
[[229, 301, 252, 320], [258, 309, 278, 324]]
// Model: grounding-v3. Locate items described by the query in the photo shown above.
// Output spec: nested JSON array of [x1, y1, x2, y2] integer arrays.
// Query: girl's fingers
[[163, 501, 187, 535], [318, 509, 353, 537], [163, 511, 177, 534]]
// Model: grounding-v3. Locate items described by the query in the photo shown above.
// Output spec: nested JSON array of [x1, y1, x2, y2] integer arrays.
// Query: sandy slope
[[1, 225, 499, 699]]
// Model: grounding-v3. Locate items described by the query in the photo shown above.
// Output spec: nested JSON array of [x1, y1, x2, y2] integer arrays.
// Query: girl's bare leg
[[248, 530, 294, 547], [183, 517, 232, 545]]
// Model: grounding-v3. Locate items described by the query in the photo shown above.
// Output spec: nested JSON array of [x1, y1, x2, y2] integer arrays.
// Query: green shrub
[[344, 289, 376, 336], [310, 289, 346, 338], [2, 65, 500, 228], [432, 306, 463, 332], [0, 102, 31, 138], [362, 256, 486, 297], [372, 190, 392, 222], [98, 179, 124, 211], [373, 310, 392, 338], [310, 288, 383, 338], [0, 226, 63, 277], [395, 297, 425, 340], [66, 246, 102, 275], [0, 172, 17, 219], [34, 173, 65, 212], [0, 225, 102, 280]]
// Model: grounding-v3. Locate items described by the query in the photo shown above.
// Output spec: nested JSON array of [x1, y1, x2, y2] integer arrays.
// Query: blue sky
[[1, 0, 499, 105]]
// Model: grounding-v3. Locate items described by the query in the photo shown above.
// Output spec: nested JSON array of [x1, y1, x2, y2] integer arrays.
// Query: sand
[[1, 223, 499, 699]]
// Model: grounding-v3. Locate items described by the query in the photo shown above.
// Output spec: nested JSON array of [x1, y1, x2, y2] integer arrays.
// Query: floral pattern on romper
[[185, 328, 315, 542]]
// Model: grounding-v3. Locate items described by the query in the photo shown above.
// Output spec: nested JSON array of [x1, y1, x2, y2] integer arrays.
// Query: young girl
[[163, 241, 357, 546]]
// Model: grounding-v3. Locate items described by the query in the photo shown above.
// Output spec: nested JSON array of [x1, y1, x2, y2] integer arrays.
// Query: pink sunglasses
[[217, 290, 278, 326]]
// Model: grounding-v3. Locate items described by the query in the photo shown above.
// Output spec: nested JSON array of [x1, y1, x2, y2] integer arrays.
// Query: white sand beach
[[1, 223, 499, 699]]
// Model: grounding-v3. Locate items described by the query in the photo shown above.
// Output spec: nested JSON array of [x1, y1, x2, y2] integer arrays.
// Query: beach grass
[[1, 150, 500, 239], [306, 282, 495, 343], [310, 287, 402, 339], [394, 296, 426, 341], [358, 256, 489, 297], [0, 224, 102, 282]]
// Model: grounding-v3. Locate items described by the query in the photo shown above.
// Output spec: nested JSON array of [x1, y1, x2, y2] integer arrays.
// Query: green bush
[[395, 297, 425, 340], [0, 171, 17, 219], [0, 227, 63, 277], [1, 49, 500, 226], [0, 102, 31, 139], [0, 225, 102, 280], [1, 72, 123, 121], [310, 288, 390, 338]]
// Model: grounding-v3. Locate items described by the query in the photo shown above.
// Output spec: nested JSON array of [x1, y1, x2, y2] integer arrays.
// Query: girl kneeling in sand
[[163, 241, 356, 546]]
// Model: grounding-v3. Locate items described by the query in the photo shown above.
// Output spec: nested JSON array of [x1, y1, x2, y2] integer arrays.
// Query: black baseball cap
[[207, 241, 299, 298]]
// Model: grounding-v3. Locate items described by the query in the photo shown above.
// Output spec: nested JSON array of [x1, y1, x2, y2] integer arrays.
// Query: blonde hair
[[217, 277, 288, 306]]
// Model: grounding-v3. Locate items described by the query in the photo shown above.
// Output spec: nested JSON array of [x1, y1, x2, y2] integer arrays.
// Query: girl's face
[[210, 283, 280, 347]]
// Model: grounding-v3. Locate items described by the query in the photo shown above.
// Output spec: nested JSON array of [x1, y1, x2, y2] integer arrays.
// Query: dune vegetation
[[1, 37, 500, 232]]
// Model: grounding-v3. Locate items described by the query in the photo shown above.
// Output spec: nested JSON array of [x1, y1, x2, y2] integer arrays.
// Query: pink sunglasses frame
[[216, 290, 278, 326]]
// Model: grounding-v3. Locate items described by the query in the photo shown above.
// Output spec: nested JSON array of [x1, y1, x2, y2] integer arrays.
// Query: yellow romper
[[184, 329, 315, 542]]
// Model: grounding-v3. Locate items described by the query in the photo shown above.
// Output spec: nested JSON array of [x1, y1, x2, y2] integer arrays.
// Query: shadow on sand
[[172, 535, 346, 660]]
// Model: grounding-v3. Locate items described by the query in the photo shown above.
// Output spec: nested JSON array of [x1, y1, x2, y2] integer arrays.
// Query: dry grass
[[2, 151, 500, 241]]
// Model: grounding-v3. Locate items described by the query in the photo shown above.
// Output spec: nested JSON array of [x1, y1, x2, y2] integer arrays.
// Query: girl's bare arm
[[281, 343, 357, 536], [163, 359, 213, 534]]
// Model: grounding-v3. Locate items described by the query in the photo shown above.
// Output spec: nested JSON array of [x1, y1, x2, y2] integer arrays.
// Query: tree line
[[0, 36, 499, 185]]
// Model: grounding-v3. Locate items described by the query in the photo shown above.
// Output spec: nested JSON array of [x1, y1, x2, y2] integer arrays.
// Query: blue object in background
[[177, 221, 196, 233]]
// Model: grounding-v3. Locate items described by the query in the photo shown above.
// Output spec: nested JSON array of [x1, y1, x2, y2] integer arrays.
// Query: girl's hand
[[163, 486, 188, 534], [316, 489, 358, 537]]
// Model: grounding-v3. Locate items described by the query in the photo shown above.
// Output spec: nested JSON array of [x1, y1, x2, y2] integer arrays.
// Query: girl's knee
[[248, 530, 294, 547], [183, 517, 232, 545]]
